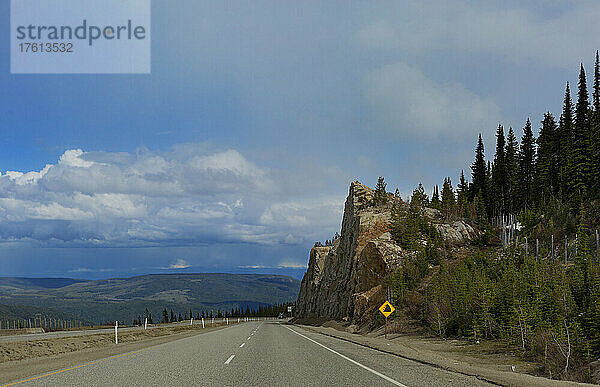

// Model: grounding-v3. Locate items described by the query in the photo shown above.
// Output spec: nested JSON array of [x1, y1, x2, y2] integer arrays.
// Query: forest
[[386, 51, 600, 382]]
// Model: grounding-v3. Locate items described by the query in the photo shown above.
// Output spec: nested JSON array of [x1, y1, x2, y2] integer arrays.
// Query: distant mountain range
[[0, 273, 300, 324]]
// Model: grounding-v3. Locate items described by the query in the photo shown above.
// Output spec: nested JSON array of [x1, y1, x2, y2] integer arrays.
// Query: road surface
[[4, 321, 492, 386]]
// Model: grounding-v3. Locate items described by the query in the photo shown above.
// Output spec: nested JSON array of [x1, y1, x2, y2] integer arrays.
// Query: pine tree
[[535, 112, 559, 201], [518, 119, 536, 211], [492, 125, 507, 216], [162, 308, 169, 324], [505, 127, 519, 214], [569, 64, 592, 208], [558, 82, 574, 197], [374, 176, 388, 205], [431, 185, 441, 209], [471, 134, 488, 210]]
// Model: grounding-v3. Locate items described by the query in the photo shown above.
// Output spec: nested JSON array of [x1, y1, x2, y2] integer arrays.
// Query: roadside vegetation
[[383, 51, 600, 383]]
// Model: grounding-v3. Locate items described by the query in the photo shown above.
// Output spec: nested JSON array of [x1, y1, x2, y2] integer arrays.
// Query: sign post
[[378, 301, 395, 339]]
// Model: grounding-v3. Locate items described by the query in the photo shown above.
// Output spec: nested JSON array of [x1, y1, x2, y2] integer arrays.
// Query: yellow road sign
[[379, 301, 395, 318]]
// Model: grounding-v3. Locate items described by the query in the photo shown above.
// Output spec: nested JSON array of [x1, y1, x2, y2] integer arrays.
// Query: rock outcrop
[[296, 181, 477, 325]]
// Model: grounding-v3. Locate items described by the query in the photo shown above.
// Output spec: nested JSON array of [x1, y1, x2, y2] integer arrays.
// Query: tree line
[[131, 303, 294, 326]]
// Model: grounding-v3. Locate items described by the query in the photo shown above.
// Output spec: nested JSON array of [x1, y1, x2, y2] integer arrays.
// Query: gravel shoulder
[[0, 323, 229, 385], [295, 323, 594, 387]]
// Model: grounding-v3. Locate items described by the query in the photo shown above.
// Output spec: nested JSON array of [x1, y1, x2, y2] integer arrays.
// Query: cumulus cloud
[[168, 259, 191, 269], [0, 147, 343, 249], [365, 62, 501, 138]]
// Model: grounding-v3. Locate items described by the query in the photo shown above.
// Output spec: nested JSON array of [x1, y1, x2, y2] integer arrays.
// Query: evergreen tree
[[535, 112, 559, 201], [441, 177, 455, 219], [558, 82, 574, 197], [471, 134, 488, 211], [374, 176, 388, 205], [431, 185, 441, 209], [162, 308, 169, 324], [518, 119, 536, 210], [411, 183, 429, 208], [569, 64, 592, 208], [505, 127, 519, 214], [457, 170, 469, 217], [170, 309, 175, 323], [492, 125, 507, 216]]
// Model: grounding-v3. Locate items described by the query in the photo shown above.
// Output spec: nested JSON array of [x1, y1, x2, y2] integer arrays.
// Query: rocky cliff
[[296, 181, 477, 325]]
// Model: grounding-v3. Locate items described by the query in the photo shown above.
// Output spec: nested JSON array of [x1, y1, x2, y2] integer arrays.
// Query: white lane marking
[[224, 354, 235, 365], [240, 343, 245, 348], [282, 325, 407, 387], [247, 337, 251, 340]]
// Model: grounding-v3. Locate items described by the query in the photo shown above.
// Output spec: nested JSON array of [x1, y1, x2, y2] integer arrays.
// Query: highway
[[4, 321, 491, 386]]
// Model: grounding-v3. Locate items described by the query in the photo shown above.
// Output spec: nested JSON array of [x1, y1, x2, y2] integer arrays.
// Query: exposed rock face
[[296, 181, 477, 324]]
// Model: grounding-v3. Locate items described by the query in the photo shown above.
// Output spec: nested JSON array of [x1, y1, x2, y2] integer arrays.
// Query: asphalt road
[[5, 322, 492, 386]]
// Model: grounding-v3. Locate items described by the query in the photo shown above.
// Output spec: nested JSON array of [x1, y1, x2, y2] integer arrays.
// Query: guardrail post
[[202, 318, 205, 328], [115, 321, 118, 344]]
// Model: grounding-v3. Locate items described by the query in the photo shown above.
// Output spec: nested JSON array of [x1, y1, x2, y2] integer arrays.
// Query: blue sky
[[1, 0, 599, 279]]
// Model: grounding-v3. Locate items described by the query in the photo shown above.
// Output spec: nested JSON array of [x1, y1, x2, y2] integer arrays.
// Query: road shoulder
[[294, 324, 591, 387], [0, 325, 228, 385]]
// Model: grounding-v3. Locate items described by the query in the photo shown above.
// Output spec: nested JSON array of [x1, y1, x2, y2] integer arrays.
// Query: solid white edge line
[[224, 354, 235, 365], [281, 324, 407, 387], [240, 343, 245, 348]]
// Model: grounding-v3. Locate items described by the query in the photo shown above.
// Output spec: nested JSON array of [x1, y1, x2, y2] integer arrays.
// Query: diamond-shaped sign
[[379, 301, 395, 318]]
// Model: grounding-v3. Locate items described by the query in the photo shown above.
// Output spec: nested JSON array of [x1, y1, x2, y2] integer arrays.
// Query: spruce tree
[[492, 125, 507, 216], [569, 64, 592, 208], [535, 112, 559, 201], [411, 183, 429, 208], [471, 134, 488, 211], [457, 170, 469, 217], [441, 177, 455, 219], [505, 127, 519, 214], [518, 119, 536, 210], [431, 185, 441, 209], [558, 82, 574, 197], [374, 176, 388, 205]]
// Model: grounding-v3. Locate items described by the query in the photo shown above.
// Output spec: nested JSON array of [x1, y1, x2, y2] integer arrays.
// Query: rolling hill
[[0, 274, 300, 324]]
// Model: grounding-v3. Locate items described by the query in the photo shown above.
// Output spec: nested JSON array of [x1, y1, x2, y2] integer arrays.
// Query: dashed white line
[[247, 337, 251, 340], [281, 324, 407, 387], [224, 354, 235, 365], [240, 343, 245, 348]]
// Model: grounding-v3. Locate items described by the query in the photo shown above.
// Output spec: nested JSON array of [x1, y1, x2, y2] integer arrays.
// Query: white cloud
[[168, 259, 191, 269], [0, 146, 342, 249], [278, 260, 307, 269], [365, 62, 501, 138], [59, 149, 95, 168]]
